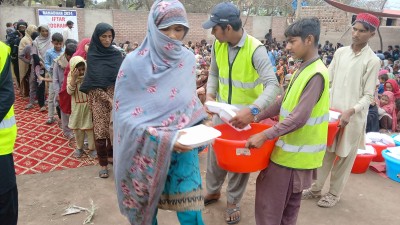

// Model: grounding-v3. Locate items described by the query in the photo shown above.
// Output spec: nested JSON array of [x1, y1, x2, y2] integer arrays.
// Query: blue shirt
[[268, 51, 276, 66], [44, 48, 64, 74], [378, 83, 384, 94]]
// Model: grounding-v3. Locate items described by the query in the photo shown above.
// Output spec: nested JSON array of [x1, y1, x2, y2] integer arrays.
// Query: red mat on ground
[[13, 92, 97, 175]]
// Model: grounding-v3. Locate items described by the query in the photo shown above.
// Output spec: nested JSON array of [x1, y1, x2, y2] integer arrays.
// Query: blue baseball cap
[[202, 2, 241, 29]]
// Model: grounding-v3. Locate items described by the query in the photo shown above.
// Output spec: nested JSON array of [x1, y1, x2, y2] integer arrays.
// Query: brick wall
[[300, 6, 351, 33], [112, 10, 148, 44], [1, 6, 399, 51], [271, 17, 288, 42]]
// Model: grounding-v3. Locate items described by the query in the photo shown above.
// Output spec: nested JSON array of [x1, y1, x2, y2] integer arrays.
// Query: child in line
[[66, 56, 96, 158], [53, 43, 77, 140], [32, 24, 52, 112], [43, 32, 64, 124], [378, 91, 397, 133], [21, 31, 39, 110]]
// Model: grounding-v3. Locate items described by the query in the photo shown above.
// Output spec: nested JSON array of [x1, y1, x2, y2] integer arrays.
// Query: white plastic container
[[177, 124, 222, 148], [205, 101, 251, 131]]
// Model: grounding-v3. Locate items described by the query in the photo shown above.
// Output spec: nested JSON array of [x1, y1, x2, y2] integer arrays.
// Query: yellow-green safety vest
[[0, 41, 17, 156], [271, 59, 329, 169], [214, 35, 263, 105]]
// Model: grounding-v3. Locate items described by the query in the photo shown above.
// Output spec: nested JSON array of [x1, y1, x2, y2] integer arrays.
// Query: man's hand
[[229, 107, 254, 129], [245, 132, 268, 149], [339, 108, 355, 128]]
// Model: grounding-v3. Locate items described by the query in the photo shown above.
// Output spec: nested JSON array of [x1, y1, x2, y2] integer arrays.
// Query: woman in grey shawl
[[32, 24, 52, 112], [113, 1, 207, 224]]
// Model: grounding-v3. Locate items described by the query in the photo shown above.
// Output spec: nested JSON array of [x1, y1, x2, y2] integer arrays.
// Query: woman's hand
[[245, 132, 268, 149], [197, 87, 205, 95], [173, 132, 192, 153]]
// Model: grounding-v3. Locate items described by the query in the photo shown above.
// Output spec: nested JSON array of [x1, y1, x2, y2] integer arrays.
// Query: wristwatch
[[249, 105, 260, 122], [249, 105, 260, 116]]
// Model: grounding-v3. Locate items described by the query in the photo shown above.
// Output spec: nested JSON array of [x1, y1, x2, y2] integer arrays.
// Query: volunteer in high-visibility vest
[[245, 18, 329, 225], [202, 2, 279, 224], [0, 41, 19, 225]]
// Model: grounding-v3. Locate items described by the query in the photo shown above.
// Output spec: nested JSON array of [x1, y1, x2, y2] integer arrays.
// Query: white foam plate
[[177, 124, 221, 148], [205, 101, 239, 114], [329, 110, 341, 122], [219, 108, 251, 131]]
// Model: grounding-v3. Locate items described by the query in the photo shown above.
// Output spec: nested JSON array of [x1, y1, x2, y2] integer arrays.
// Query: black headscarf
[[17, 21, 28, 36], [79, 23, 123, 94]]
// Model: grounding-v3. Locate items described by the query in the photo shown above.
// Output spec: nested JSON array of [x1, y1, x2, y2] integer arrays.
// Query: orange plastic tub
[[367, 143, 395, 162], [351, 148, 377, 174], [327, 109, 341, 147], [327, 120, 340, 147], [212, 123, 278, 173]]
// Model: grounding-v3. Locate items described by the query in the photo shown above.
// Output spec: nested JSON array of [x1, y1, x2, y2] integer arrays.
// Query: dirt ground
[[17, 153, 400, 225]]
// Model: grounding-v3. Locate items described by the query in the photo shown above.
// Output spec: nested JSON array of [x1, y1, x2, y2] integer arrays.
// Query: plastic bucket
[[382, 150, 400, 183], [367, 143, 395, 162], [212, 123, 277, 173], [351, 148, 377, 174]]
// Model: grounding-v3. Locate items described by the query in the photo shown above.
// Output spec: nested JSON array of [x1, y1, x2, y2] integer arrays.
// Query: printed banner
[[37, 9, 79, 40]]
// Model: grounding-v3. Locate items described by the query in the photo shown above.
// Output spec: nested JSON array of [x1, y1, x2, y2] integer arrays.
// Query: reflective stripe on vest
[[0, 115, 16, 129], [279, 108, 329, 126], [275, 139, 326, 153], [218, 76, 263, 89], [271, 59, 330, 169], [215, 35, 263, 105]]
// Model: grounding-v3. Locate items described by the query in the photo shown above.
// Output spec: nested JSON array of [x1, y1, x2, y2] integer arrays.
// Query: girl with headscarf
[[18, 24, 37, 97], [113, 1, 207, 224], [79, 24, 123, 178], [66, 56, 96, 158], [384, 79, 400, 99], [32, 24, 52, 112], [378, 91, 397, 132], [59, 38, 90, 115]]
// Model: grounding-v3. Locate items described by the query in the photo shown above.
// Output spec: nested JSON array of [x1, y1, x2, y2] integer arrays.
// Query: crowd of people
[[1, 1, 399, 225]]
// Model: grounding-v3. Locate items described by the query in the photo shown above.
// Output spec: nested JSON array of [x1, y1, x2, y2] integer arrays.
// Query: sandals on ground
[[99, 169, 109, 178], [302, 188, 322, 200], [225, 205, 240, 224], [73, 149, 85, 158], [204, 193, 221, 206], [317, 193, 340, 208]]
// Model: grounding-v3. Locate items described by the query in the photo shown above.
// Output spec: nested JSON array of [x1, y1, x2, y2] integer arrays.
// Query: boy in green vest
[[245, 17, 330, 225]]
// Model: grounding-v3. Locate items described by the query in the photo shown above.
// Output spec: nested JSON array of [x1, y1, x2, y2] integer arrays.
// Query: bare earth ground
[[17, 153, 400, 225]]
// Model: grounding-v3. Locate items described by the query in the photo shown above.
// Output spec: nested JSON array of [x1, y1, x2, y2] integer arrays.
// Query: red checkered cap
[[355, 13, 380, 29]]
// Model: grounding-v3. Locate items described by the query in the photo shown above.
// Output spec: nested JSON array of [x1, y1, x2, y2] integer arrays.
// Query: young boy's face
[[285, 36, 308, 60], [53, 41, 63, 52]]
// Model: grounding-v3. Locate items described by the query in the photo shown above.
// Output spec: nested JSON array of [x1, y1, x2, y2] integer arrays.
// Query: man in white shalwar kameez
[[302, 13, 381, 208]]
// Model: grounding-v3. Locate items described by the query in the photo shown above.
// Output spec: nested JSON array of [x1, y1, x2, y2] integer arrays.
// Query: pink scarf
[[380, 91, 397, 132]]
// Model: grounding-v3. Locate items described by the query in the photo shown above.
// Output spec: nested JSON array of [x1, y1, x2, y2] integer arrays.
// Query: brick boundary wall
[[1, 6, 399, 51]]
